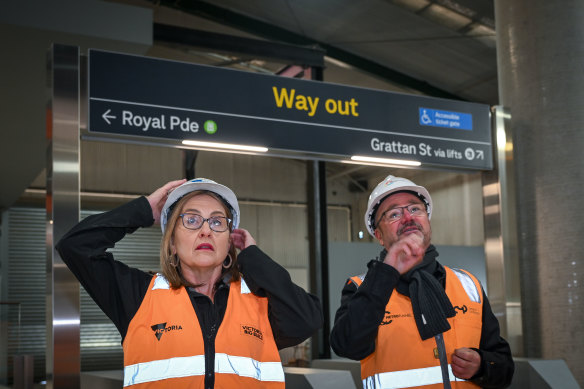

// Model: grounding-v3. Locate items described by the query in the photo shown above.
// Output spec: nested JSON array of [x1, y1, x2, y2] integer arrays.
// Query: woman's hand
[[231, 228, 256, 250], [147, 179, 186, 224]]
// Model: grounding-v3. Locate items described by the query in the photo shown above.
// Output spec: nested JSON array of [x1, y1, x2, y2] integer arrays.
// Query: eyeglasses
[[376, 204, 426, 225], [179, 213, 232, 232]]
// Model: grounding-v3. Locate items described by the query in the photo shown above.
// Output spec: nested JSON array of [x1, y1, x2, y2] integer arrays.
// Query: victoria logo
[[151, 322, 183, 341], [241, 325, 263, 341]]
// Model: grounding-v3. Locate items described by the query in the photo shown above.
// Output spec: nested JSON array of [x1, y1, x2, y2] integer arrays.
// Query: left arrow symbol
[[102, 109, 116, 125]]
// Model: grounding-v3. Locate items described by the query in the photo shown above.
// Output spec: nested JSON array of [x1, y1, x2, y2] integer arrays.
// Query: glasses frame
[[376, 203, 427, 225], [178, 213, 232, 232]]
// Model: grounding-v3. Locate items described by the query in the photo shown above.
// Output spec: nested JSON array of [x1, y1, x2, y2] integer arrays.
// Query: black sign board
[[88, 49, 493, 170]]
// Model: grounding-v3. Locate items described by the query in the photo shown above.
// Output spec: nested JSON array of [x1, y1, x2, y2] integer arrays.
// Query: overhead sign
[[88, 49, 493, 170]]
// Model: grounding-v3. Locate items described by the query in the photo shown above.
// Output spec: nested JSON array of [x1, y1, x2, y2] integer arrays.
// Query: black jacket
[[56, 196, 323, 389], [330, 251, 514, 389]]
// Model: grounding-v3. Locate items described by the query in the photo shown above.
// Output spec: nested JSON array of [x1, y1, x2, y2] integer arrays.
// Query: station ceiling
[[147, 0, 498, 104], [1, 0, 497, 209]]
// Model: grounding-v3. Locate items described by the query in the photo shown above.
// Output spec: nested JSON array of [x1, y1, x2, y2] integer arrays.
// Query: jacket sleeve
[[330, 260, 400, 360], [55, 196, 154, 340], [469, 290, 515, 388], [236, 245, 323, 350]]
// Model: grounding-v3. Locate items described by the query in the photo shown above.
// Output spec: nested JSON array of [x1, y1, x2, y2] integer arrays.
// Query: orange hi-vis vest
[[123, 274, 284, 388], [350, 266, 483, 389]]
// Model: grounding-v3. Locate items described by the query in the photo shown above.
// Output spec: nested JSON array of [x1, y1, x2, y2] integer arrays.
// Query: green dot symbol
[[204, 120, 218, 134]]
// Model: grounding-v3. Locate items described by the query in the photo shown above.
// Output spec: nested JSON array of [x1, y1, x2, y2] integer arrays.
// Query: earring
[[170, 254, 179, 268], [223, 254, 233, 269]]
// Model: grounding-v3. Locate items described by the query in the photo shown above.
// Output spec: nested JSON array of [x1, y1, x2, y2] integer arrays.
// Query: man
[[330, 175, 514, 389]]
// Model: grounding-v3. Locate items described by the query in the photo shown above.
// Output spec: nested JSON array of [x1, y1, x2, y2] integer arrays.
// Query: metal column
[[496, 1, 584, 383], [307, 160, 330, 359], [46, 44, 81, 388], [307, 64, 330, 359], [481, 106, 516, 340]]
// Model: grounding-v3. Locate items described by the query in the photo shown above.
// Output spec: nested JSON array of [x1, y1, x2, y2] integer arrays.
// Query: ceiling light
[[324, 56, 353, 70], [182, 140, 268, 153], [348, 155, 421, 167]]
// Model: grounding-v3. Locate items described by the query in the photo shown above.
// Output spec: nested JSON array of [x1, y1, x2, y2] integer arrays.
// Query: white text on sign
[[370, 138, 481, 161], [121, 111, 199, 132]]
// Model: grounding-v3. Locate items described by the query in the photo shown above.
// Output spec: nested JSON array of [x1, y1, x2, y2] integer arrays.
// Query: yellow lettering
[[350, 98, 359, 117], [272, 87, 295, 108], [325, 99, 337, 114], [338, 100, 350, 115], [295, 95, 308, 111], [307, 97, 319, 117], [323, 97, 359, 116], [273, 87, 322, 117]]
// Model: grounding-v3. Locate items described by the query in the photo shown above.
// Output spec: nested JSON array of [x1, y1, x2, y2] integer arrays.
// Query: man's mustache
[[397, 222, 422, 236]]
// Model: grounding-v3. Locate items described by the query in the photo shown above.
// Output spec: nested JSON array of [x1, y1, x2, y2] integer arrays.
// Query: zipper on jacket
[[434, 333, 452, 389], [204, 305, 218, 389]]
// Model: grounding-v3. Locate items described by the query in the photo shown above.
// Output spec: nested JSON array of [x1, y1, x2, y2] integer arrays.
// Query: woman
[[56, 178, 323, 388]]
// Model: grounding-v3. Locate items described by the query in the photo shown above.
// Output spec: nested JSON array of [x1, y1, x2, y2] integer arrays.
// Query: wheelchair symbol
[[421, 109, 432, 125]]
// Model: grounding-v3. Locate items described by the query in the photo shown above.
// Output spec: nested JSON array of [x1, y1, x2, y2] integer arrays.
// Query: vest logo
[[454, 304, 480, 316], [241, 324, 263, 341], [151, 322, 183, 341], [381, 311, 393, 325], [454, 305, 468, 315], [380, 311, 413, 325]]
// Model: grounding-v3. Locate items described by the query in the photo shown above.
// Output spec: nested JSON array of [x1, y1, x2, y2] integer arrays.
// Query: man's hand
[[383, 232, 425, 274], [451, 347, 481, 379]]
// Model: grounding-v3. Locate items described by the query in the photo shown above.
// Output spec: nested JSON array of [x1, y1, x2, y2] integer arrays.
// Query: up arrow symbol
[[102, 109, 116, 125], [476, 150, 484, 159]]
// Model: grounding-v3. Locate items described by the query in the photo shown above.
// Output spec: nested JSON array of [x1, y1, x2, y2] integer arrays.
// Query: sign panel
[[88, 49, 493, 170]]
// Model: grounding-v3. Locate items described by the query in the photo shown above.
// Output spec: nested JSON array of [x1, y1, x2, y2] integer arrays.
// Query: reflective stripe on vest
[[124, 355, 205, 386], [124, 353, 284, 387], [363, 365, 464, 389], [215, 353, 285, 381], [450, 268, 481, 303], [152, 273, 253, 295]]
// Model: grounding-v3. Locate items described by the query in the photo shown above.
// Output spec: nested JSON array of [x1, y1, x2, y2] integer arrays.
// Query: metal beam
[[154, 23, 325, 67]]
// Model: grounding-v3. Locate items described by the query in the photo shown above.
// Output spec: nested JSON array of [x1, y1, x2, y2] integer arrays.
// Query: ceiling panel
[[183, 0, 498, 103]]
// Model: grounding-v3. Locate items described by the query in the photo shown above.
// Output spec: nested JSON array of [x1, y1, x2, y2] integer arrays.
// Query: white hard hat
[[364, 175, 432, 237], [160, 178, 240, 233]]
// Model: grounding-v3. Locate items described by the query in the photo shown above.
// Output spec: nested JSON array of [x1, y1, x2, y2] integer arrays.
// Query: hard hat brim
[[365, 178, 432, 237], [160, 179, 240, 233]]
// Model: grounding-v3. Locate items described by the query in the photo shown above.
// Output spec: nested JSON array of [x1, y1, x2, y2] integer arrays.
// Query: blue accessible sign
[[419, 108, 473, 130]]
